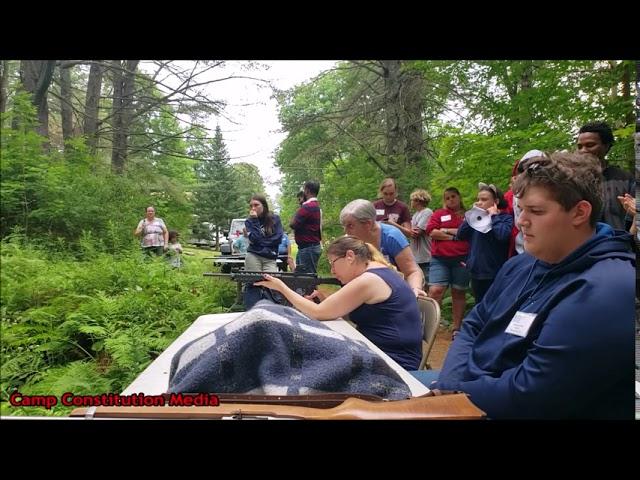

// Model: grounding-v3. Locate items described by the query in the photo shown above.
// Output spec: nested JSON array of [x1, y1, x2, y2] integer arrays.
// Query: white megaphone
[[465, 206, 492, 233]]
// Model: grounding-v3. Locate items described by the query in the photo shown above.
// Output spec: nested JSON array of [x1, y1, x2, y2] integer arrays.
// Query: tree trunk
[[380, 61, 425, 178], [59, 64, 74, 145], [17, 60, 56, 139], [608, 61, 618, 101], [83, 61, 104, 152], [381, 60, 403, 178], [402, 67, 425, 165], [517, 61, 534, 129], [621, 60, 634, 126], [0, 60, 8, 128], [0, 60, 8, 113], [111, 60, 139, 174]]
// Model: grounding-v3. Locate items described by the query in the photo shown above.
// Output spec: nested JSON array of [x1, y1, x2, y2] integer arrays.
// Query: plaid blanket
[[168, 300, 411, 400]]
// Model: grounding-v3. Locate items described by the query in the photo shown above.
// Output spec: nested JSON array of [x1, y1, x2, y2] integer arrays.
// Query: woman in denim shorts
[[425, 187, 470, 338]]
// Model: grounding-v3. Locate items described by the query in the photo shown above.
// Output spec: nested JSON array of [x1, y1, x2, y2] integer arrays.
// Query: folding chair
[[417, 296, 441, 370]]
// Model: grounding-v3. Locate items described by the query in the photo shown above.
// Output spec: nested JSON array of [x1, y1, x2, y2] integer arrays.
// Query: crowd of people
[[137, 121, 636, 419]]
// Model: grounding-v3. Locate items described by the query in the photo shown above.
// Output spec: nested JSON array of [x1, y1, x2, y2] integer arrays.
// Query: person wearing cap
[[425, 187, 470, 338], [505, 149, 547, 257], [577, 121, 635, 231], [456, 183, 513, 304], [429, 151, 634, 419]]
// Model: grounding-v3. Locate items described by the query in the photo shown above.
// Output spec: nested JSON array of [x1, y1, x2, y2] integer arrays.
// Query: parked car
[[220, 218, 246, 255], [188, 222, 226, 249]]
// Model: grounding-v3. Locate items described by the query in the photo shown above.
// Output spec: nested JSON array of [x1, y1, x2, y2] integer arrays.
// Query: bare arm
[[162, 225, 169, 249], [430, 229, 456, 241], [384, 219, 414, 237], [287, 243, 295, 271], [255, 273, 387, 320], [394, 247, 426, 296], [134, 220, 145, 236]]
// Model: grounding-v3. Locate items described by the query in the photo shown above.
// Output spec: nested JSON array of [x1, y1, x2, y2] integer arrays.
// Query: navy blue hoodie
[[457, 211, 513, 279], [433, 223, 635, 419], [245, 214, 283, 260]]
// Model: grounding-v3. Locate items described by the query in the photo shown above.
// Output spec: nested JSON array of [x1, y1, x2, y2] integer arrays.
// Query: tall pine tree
[[193, 125, 243, 244]]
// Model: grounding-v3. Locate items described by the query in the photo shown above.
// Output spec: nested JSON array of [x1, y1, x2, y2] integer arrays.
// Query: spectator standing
[[290, 180, 322, 273], [577, 121, 635, 230], [373, 178, 412, 237], [134, 206, 168, 256], [408, 189, 433, 287]]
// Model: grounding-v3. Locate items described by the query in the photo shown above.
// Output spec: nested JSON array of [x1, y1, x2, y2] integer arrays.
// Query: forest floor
[[428, 325, 454, 370]]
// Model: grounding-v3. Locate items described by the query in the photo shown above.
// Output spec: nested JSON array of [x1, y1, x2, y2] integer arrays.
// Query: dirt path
[[427, 326, 453, 370]]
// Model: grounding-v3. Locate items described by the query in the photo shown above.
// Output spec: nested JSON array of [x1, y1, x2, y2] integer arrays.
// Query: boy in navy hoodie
[[430, 151, 635, 419]]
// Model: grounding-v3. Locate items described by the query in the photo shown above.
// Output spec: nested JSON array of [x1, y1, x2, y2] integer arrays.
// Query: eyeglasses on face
[[328, 255, 345, 268]]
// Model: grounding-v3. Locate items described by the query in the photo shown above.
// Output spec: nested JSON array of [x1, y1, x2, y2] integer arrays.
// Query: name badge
[[505, 311, 537, 337], [376, 209, 385, 216], [441, 214, 452, 222]]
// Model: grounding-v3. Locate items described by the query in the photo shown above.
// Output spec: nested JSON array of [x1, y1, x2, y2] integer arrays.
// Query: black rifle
[[204, 271, 341, 297]]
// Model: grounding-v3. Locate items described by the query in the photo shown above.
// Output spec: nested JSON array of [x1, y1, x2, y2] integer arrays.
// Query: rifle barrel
[[203, 272, 341, 286]]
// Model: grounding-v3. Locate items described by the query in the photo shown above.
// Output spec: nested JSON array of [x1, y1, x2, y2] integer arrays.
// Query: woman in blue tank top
[[256, 235, 422, 370]]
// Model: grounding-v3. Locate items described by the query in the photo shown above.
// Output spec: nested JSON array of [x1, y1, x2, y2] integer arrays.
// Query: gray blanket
[[168, 300, 411, 400]]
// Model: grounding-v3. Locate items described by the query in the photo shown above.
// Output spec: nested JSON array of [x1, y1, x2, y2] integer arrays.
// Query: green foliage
[[0, 92, 49, 238], [1, 105, 193, 254], [319, 153, 382, 237], [429, 124, 573, 208], [275, 60, 635, 230], [191, 125, 247, 236], [1, 240, 237, 415], [232, 162, 267, 207], [0, 361, 114, 417]]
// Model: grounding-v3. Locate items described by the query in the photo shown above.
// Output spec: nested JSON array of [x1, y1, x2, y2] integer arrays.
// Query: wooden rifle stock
[[70, 394, 485, 420]]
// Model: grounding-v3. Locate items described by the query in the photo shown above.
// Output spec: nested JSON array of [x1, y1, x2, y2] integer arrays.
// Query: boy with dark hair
[[429, 151, 634, 419], [577, 121, 635, 230]]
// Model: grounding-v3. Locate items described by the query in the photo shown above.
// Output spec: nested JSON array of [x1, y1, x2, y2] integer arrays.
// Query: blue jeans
[[296, 244, 321, 274], [408, 369, 441, 387], [429, 257, 469, 291], [243, 285, 285, 310]]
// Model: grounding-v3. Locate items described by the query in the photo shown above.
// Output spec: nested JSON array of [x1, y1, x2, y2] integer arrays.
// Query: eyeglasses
[[249, 202, 262, 208], [328, 256, 345, 269]]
